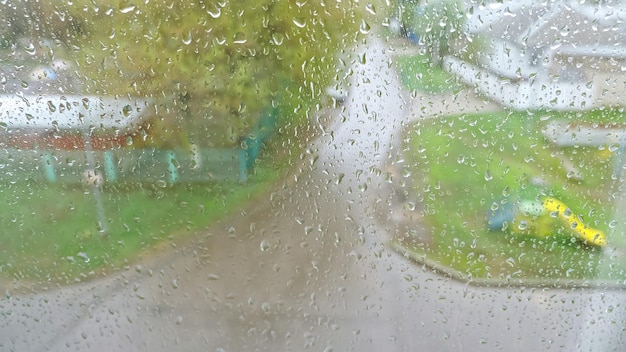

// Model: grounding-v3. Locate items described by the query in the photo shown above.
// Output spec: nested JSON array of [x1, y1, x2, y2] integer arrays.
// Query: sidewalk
[[380, 46, 503, 250]]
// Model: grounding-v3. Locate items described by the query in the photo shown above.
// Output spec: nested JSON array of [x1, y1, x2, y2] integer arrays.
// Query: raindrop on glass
[[260, 239, 270, 252]]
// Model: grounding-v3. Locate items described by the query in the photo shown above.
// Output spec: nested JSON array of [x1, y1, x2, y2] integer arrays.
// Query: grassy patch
[[401, 110, 626, 282], [395, 54, 462, 94], [0, 108, 313, 285], [0, 171, 273, 284]]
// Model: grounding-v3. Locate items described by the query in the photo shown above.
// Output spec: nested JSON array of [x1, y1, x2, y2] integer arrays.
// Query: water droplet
[[207, 5, 221, 18], [271, 32, 284, 46], [260, 239, 270, 252], [182, 32, 192, 45], [293, 18, 306, 28], [47, 101, 56, 112], [76, 252, 90, 263], [359, 52, 367, 64], [360, 20, 371, 34], [484, 170, 493, 181], [261, 302, 271, 313], [24, 43, 36, 56], [233, 32, 247, 44], [122, 105, 132, 117], [119, 5, 136, 14], [457, 154, 465, 164], [518, 220, 528, 231]]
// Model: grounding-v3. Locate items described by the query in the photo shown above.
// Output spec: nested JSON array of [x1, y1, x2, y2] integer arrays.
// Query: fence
[[0, 147, 247, 184], [0, 100, 278, 185]]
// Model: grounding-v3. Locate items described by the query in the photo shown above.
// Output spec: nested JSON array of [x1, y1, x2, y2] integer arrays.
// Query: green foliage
[[418, 0, 465, 61], [1, 1, 359, 147], [395, 54, 461, 93], [456, 34, 489, 66], [0, 154, 287, 283], [395, 0, 423, 30], [400, 0, 466, 63]]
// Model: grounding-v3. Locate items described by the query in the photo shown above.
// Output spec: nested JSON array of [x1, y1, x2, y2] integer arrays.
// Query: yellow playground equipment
[[487, 196, 607, 247]]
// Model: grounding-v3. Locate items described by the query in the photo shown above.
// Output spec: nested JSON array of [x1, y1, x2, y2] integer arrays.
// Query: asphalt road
[[1, 36, 625, 352]]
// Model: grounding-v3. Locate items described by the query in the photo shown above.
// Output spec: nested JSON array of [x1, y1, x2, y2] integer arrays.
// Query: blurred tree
[[392, 0, 465, 64], [392, 0, 422, 31], [1, 1, 359, 147]]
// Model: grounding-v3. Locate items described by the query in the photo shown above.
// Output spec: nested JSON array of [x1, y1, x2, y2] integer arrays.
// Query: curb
[[389, 241, 626, 290]]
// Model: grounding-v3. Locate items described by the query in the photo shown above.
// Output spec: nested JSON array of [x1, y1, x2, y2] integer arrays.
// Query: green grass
[[395, 54, 462, 94], [401, 110, 626, 282], [0, 173, 273, 284], [0, 76, 320, 285], [0, 112, 310, 285]]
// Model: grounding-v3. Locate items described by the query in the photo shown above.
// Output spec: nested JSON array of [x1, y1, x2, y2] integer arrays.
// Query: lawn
[[0, 112, 308, 285], [0, 172, 273, 285], [395, 54, 462, 94], [400, 109, 626, 284]]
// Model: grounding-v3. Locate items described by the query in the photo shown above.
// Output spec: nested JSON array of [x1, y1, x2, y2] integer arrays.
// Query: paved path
[[1, 36, 625, 352]]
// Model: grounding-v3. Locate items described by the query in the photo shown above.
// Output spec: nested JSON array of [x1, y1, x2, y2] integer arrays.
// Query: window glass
[[1, 0, 625, 351]]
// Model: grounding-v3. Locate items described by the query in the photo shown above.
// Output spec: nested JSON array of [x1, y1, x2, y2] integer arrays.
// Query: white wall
[[480, 40, 543, 80], [0, 95, 151, 133], [444, 56, 595, 111]]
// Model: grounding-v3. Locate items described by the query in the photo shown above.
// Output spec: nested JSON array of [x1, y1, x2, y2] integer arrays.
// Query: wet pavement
[[1, 36, 626, 352]]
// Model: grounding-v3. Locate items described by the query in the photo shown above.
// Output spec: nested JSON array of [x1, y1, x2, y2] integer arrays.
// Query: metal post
[[42, 152, 57, 183], [83, 129, 108, 236], [104, 150, 118, 183], [166, 150, 179, 184]]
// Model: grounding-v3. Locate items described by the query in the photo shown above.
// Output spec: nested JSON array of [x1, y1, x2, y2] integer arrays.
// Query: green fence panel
[[0, 147, 244, 184]]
